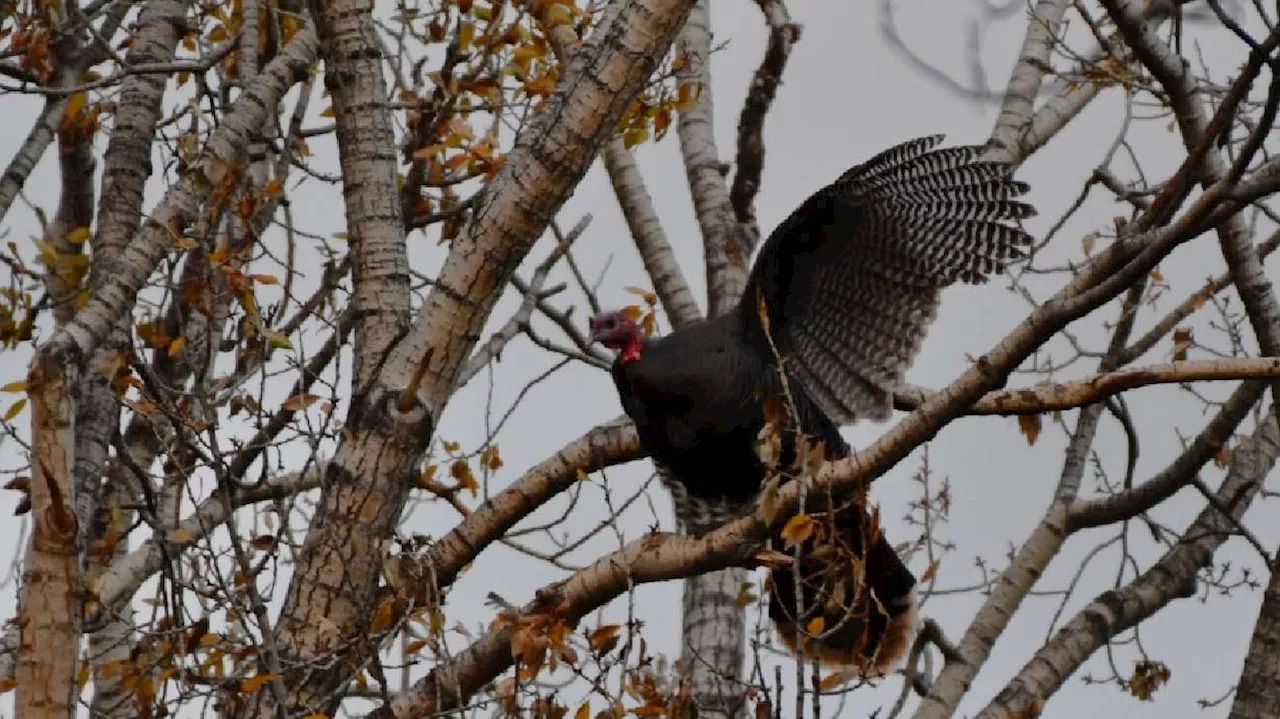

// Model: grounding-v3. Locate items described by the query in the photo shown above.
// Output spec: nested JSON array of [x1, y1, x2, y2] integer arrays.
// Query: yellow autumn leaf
[[779, 513, 816, 546], [457, 21, 475, 53], [66, 226, 91, 245], [167, 336, 185, 357], [0, 381, 26, 393], [622, 127, 648, 149], [3, 399, 27, 422]]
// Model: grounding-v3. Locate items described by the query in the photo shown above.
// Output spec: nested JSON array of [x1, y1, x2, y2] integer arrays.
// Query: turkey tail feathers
[[772, 586, 919, 679], [766, 506, 920, 679]]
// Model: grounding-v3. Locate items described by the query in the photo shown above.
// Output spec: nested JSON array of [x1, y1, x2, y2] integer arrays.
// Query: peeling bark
[[1228, 556, 1280, 719], [15, 352, 81, 717]]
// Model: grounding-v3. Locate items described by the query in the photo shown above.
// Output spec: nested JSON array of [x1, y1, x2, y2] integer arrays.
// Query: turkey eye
[[604, 318, 617, 329]]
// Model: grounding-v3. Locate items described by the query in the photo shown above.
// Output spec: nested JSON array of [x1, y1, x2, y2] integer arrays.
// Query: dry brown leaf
[[1017, 413, 1042, 446]]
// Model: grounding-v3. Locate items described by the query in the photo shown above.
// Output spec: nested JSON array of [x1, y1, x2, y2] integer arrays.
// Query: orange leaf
[[444, 153, 470, 170], [779, 514, 815, 546], [588, 623, 620, 653], [1172, 327, 1192, 362], [413, 143, 445, 160], [370, 598, 396, 635], [806, 617, 825, 635], [920, 558, 941, 584], [1017, 414, 1042, 446], [282, 393, 320, 411], [239, 673, 280, 694], [451, 460, 478, 497]]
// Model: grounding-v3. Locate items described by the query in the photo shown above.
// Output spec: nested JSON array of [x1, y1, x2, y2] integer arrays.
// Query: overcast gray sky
[[1, 1, 1277, 717]]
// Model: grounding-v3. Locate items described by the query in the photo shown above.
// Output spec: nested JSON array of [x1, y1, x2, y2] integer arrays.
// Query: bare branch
[[985, 0, 1071, 162], [1068, 378, 1267, 529], [676, 0, 753, 317], [33, 28, 320, 371], [729, 0, 798, 233], [979, 411, 1280, 718], [601, 140, 704, 329]]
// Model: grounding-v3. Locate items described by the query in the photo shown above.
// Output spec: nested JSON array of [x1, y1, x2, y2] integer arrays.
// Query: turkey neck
[[609, 313, 850, 507]]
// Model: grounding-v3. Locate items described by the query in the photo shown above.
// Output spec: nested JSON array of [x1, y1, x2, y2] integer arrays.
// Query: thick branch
[[676, 0, 752, 317], [601, 140, 703, 329], [313, 0, 412, 388], [985, 0, 1071, 162]]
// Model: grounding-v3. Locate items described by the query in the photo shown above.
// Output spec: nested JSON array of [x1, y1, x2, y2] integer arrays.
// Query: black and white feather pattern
[[739, 134, 1035, 425]]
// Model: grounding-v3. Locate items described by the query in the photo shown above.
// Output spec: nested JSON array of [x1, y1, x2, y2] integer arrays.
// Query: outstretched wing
[[738, 135, 1035, 425]]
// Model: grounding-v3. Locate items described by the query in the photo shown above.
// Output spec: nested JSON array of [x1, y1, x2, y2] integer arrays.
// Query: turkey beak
[[587, 320, 602, 344]]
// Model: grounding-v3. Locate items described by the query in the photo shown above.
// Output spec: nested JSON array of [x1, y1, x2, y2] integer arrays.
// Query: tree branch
[[895, 357, 1280, 416], [980, 411, 1280, 718], [676, 0, 753, 317], [728, 0, 798, 233]]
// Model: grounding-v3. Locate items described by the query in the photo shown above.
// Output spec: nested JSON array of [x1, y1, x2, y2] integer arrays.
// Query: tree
[[0, 0, 1279, 717]]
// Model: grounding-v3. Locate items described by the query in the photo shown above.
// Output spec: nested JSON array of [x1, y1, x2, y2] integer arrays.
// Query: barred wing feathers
[[739, 135, 1035, 425]]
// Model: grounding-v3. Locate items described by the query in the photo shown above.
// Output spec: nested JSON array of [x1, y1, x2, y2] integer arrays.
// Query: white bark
[[985, 0, 1070, 162], [676, 0, 751, 319], [601, 140, 703, 329], [911, 506, 1070, 719]]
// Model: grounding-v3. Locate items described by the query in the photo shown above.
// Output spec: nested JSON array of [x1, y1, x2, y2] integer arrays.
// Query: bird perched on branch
[[589, 135, 1035, 678]]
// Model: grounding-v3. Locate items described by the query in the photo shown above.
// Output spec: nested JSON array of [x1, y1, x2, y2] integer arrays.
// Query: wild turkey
[[589, 135, 1034, 677]]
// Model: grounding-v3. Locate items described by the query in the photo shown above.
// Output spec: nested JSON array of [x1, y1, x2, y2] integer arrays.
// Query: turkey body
[[593, 135, 1035, 677], [608, 313, 920, 675], [610, 312, 842, 509]]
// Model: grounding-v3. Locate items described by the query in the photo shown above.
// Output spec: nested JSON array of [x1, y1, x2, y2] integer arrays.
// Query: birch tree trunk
[[670, 2, 757, 715]]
